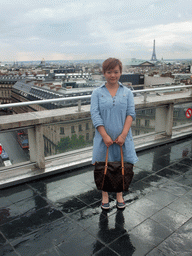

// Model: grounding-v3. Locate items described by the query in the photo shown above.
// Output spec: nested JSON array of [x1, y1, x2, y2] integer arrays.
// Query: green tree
[[78, 135, 85, 147], [57, 136, 70, 152], [57, 134, 87, 152], [70, 134, 78, 148]]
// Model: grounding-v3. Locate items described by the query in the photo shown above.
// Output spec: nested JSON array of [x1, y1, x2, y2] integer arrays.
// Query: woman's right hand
[[103, 134, 113, 147]]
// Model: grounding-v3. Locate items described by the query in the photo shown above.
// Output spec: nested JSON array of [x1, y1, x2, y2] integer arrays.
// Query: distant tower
[[40, 58, 45, 66], [151, 39, 157, 61]]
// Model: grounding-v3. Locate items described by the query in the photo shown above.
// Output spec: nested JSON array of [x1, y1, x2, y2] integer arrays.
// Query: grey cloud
[[1, 0, 192, 61]]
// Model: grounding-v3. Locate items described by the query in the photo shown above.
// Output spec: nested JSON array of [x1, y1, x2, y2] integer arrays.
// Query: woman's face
[[104, 65, 121, 86]]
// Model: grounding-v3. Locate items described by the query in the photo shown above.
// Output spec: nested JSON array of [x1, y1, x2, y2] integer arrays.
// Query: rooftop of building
[[0, 136, 192, 255]]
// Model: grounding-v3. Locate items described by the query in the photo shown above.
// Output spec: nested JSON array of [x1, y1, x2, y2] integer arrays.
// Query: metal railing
[[0, 84, 192, 189], [1, 84, 192, 111]]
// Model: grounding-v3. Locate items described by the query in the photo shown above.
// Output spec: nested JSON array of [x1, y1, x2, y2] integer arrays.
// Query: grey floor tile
[[37, 246, 65, 256], [11, 216, 84, 256], [110, 208, 147, 232], [146, 247, 168, 256], [76, 189, 101, 206], [150, 207, 189, 232], [168, 195, 192, 218], [86, 210, 127, 245], [0, 204, 22, 226], [14, 195, 48, 215], [54, 195, 88, 214], [94, 246, 119, 256], [169, 162, 190, 173], [0, 243, 18, 256], [179, 158, 192, 166], [0, 196, 13, 208], [129, 180, 159, 198], [157, 220, 192, 256], [70, 205, 107, 229], [131, 168, 152, 183], [0, 215, 35, 241], [130, 219, 172, 247], [109, 233, 142, 256], [174, 170, 192, 187], [156, 168, 181, 179], [159, 180, 191, 197], [0, 232, 6, 245], [58, 229, 104, 256], [142, 174, 169, 187], [0, 184, 36, 204], [144, 189, 178, 206], [127, 197, 164, 218]]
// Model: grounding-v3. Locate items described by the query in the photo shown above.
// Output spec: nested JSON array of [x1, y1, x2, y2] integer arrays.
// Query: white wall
[[144, 75, 174, 87]]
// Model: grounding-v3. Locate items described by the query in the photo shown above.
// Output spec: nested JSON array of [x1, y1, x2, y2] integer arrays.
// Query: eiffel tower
[[151, 39, 157, 61]]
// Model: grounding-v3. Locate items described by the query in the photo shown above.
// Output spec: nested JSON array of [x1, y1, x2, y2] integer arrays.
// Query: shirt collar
[[101, 82, 123, 88]]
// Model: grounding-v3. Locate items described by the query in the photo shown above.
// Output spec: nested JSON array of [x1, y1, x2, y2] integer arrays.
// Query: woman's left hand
[[114, 135, 126, 146]]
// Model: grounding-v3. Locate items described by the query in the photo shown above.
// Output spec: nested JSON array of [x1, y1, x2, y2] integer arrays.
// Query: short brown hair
[[102, 58, 122, 74]]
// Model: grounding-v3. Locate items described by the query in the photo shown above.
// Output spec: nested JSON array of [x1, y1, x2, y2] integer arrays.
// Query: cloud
[[0, 0, 192, 61], [88, 19, 192, 59]]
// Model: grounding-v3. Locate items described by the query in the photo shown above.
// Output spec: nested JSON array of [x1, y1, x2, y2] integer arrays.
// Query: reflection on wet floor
[[0, 137, 192, 255]]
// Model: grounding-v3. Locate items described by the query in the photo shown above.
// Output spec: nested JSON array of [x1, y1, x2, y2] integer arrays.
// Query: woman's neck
[[105, 82, 119, 97], [105, 82, 119, 89]]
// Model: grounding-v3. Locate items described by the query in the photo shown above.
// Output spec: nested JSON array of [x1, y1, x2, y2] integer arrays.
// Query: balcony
[[0, 85, 192, 255], [0, 85, 192, 187], [0, 132, 192, 255]]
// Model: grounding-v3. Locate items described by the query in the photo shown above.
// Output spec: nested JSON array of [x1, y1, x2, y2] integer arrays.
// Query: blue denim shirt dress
[[90, 83, 138, 165]]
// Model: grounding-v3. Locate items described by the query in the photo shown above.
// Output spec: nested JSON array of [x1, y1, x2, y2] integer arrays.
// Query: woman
[[91, 58, 138, 210]]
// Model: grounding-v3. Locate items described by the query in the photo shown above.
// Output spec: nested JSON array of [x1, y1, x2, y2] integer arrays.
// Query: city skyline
[[1, 0, 192, 62]]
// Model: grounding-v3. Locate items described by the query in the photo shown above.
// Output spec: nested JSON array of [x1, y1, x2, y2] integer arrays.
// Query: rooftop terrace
[[0, 136, 192, 255]]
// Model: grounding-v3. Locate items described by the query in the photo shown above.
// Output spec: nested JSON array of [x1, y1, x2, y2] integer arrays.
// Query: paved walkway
[[0, 137, 192, 256]]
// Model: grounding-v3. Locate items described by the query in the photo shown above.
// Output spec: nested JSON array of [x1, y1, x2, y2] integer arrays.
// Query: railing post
[[155, 103, 174, 137], [143, 92, 147, 102], [28, 125, 45, 169], [78, 99, 81, 112], [166, 103, 174, 136], [190, 87, 192, 96]]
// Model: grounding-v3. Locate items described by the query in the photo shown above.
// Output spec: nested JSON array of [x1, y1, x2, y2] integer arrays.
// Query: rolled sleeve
[[126, 90, 136, 121], [90, 89, 104, 128]]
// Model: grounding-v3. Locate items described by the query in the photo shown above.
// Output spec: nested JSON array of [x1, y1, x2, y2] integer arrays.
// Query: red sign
[[186, 108, 192, 119], [0, 145, 2, 155]]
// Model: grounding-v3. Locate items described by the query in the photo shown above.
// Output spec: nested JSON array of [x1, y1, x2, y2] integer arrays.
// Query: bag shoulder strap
[[102, 145, 125, 190], [120, 146, 124, 176], [104, 145, 124, 174], [104, 147, 109, 175]]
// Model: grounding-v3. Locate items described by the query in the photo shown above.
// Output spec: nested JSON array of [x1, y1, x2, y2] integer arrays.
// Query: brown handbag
[[94, 146, 134, 192]]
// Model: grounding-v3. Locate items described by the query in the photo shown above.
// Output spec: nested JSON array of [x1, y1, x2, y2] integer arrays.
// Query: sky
[[1, 0, 192, 62]]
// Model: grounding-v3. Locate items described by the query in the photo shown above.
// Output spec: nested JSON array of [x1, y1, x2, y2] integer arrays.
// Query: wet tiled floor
[[0, 137, 192, 256]]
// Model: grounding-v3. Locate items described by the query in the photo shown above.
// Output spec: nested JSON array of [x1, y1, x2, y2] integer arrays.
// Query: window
[[60, 127, 64, 135], [145, 120, 150, 127], [79, 124, 83, 132], [86, 123, 89, 130], [71, 126, 75, 133], [136, 119, 140, 127], [141, 110, 145, 115], [135, 130, 140, 135], [146, 109, 154, 116], [86, 133, 89, 141], [173, 110, 179, 117]]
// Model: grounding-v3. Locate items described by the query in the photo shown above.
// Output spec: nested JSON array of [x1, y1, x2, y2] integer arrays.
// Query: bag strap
[[104, 147, 109, 175], [120, 146, 125, 190], [102, 145, 125, 190], [120, 146, 124, 174], [101, 146, 109, 189], [104, 145, 124, 164]]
